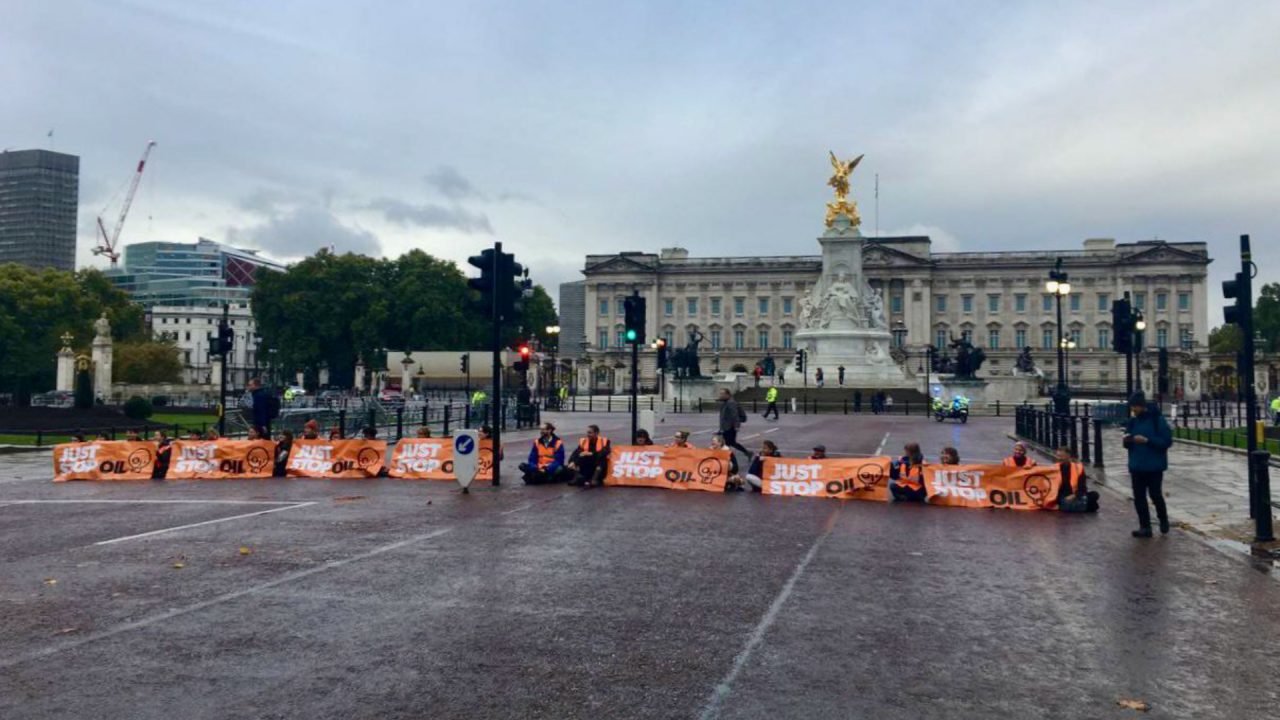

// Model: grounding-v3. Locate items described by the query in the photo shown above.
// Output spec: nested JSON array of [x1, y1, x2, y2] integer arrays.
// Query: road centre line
[[5, 499, 305, 505], [699, 507, 840, 720], [94, 503, 317, 545], [874, 432, 891, 456], [2, 526, 457, 670]]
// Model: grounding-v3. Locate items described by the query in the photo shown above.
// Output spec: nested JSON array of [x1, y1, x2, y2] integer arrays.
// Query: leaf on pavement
[[56, 627, 79, 635], [1116, 698, 1151, 712], [239, 546, 252, 556], [43, 578, 57, 585], [333, 495, 366, 503], [171, 562, 185, 569]]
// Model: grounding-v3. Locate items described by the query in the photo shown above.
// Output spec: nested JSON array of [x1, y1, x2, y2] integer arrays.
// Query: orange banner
[[285, 439, 386, 478], [166, 440, 276, 479], [760, 456, 892, 502], [386, 438, 495, 480], [605, 445, 730, 492], [53, 441, 157, 482], [923, 464, 1061, 510]]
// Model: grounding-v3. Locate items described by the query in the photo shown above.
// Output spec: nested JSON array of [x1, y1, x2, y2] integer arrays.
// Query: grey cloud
[[366, 197, 493, 234], [228, 205, 380, 258], [424, 166, 483, 201]]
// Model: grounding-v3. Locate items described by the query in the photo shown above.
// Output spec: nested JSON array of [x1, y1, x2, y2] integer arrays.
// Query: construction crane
[[94, 140, 156, 267]]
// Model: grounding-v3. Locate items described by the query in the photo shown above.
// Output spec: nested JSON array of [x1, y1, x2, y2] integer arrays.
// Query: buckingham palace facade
[[568, 236, 1212, 394]]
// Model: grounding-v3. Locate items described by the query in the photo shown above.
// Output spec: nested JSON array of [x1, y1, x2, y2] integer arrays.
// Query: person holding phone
[[1123, 393, 1172, 537]]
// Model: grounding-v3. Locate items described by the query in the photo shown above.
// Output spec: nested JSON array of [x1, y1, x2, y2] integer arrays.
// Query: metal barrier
[[1014, 406, 1104, 468]]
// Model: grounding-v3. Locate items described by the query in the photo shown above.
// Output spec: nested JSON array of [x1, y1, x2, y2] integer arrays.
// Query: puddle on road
[[1205, 537, 1280, 580]]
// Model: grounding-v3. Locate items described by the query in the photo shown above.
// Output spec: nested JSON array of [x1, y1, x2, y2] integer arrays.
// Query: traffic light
[[468, 249, 497, 315], [514, 344, 531, 372], [496, 251, 525, 321], [794, 349, 805, 374], [1133, 311, 1146, 351], [459, 354, 469, 374], [219, 325, 234, 355], [623, 293, 646, 344], [1111, 297, 1132, 353], [655, 338, 668, 369], [1223, 269, 1251, 332]]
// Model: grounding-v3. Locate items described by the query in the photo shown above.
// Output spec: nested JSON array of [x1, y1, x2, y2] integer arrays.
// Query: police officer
[[763, 385, 780, 420]]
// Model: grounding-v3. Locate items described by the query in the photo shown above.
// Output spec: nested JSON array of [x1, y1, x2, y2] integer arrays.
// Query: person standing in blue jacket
[[1123, 393, 1173, 537]]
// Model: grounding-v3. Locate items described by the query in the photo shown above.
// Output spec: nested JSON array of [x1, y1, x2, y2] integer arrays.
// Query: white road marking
[[874, 432, 891, 456], [5, 499, 303, 506], [1, 527, 455, 670], [699, 508, 839, 720], [4, 498, 546, 669], [94, 503, 316, 545]]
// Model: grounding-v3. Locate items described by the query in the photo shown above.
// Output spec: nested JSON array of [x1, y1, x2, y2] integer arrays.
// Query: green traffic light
[[625, 329, 637, 341]]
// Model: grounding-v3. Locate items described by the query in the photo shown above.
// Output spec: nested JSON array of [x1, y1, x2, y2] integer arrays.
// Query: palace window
[[935, 329, 948, 349], [988, 329, 1000, 349], [616, 330, 625, 346], [616, 297, 626, 315], [758, 297, 769, 315], [664, 329, 674, 346], [599, 299, 609, 316], [710, 329, 722, 349], [892, 327, 907, 348], [891, 295, 902, 313], [1098, 293, 1109, 312], [598, 329, 608, 348], [1156, 327, 1168, 348], [936, 295, 948, 312], [711, 297, 721, 315], [1042, 327, 1054, 350], [1134, 292, 1146, 310], [1156, 292, 1168, 311], [1015, 294, 1027, 312], [758, 330, 769, 349], [687, 298, 697, 315], [1015, 328, 1027, 348], [988, 294, 1000, 313], [664, 298, 674, 317], [782, 329, 793, 349], [962, 295, 973, 313], [1069, 294, 1081, 312], [1180, 327, 1193, 348], [1098, 328, 1110, 349], [1178, 292, 1190, 311], [1070, 328, 1082, 346], [783, 297, 793, 315], [734, 330, 745, 349], [961, 329, 973, 343], [734, 298, 745, 316], [1043, 295, 1053, 312]]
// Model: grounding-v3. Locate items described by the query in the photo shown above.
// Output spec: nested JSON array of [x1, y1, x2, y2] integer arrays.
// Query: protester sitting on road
[[328, 428, 342, 441], [274, 430, 294, 477], [302, 420, 320, 440], [205, 429, 220, 441], [669, 430, 692, 448], [71, 431, 86, 443], [745, 439, 782, 491], [1124, 392, 1172, 538], [809, 444, 827, 460], [478, 425, 504, 460], [416, 426, 432, 438], [634, 429, 654, 446], [125, 429, 141, 441], [1003, 442, 1037, 468], [519, 422, 569, 484], [940, 446, 960, 465], [186, 430, 202, 440], [711, 433, 744, 491], [246, 427, 263, 440], [152, 430, 171, 480], [361, 426, 377, 440], [567, 424, 610, 488], [96, 431, 111, 441], [1055, 446, 1099, 513], [890, 442, 927, 502]]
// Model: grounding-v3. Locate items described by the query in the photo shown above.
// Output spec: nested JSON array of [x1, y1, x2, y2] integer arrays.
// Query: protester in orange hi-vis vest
[[1002, 442, 1037, 469], [890, 442, 927, 502], [1054, 446, 1099, 513], [567, 424, 610, 488], [519, 422, 569, 484]]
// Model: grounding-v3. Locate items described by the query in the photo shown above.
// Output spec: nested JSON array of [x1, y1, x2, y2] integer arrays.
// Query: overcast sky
[[3, 0, 1277, 318]]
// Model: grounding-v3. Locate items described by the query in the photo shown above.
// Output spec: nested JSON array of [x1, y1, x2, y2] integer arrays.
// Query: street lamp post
[[546, 324, 560, 405], [1133, 313, 1146, 397], [1046, 259, 1072, 414], [1060, 336, 1077, 397]]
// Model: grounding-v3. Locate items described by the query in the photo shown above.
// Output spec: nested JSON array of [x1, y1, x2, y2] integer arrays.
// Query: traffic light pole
[[218, 303, 229, 437], [630, 338, 639, 443], [491, 242, 503, 487]]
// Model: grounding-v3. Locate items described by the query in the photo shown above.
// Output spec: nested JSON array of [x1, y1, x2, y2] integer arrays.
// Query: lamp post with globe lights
[[1046, 258, 1072, 414]]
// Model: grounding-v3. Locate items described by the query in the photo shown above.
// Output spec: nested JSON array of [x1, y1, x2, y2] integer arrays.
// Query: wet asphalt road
[[2, 413, 1278, 719]]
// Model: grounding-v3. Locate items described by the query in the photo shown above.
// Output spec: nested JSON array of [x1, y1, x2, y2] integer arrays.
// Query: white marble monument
[[792, 152, 912, 388], [90, 314, 113, 399], [56, 332, 76, 391]]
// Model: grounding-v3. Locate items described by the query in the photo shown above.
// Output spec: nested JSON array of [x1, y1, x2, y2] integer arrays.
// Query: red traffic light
[[518, 344, 531, 359], [655, 338, 667, 348]]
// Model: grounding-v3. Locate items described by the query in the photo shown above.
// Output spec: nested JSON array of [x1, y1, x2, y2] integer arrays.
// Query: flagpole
[[874, 173, 879, 238]]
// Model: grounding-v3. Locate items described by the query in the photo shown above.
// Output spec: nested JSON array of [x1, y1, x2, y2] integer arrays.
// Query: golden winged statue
[[827, 151, 863, 200], [824, 151, 864, 228]]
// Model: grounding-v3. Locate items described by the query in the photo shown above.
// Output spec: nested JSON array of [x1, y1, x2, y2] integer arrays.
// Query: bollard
[[843, 398, 848, 415], [422, 402, 428, 427], [338, 409, 347, 437], [995, 400, 1001, 417], [36, 430, 43, 447], [396, 406, 404, 440], [607, 395, 612, 413], [588, 394, 593, 412], [1080, 417, 1091, 464], [1069, 416, 1079, 457], [443, 404, 451, 435], [1093, 419, 1104, 468], [1252, 451, 1275, 542]]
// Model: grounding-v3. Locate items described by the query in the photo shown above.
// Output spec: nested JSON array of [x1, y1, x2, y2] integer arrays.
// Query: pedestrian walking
[[777, 370, 785, 386], [763, 385, 779, 420], [1123, 392, 1172, 537], [718, 388, 751, 460], [853, 389, 863, 413], [248, 377, 271, 436], [815, 368, 825, 389], [837, 365, 846, 386]]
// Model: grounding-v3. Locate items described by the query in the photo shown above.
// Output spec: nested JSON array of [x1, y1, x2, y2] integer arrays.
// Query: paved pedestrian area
[[2, 414, 1278, 719]]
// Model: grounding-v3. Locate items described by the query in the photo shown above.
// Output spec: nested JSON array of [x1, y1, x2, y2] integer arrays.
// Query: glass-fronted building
[[108, 237, 284, 308]]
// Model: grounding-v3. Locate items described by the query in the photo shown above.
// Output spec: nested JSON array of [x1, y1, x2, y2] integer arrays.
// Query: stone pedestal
[[211, 358, 224, 389], [91, 337, 112, 400], [792, 217, 913, 388], [56, 349, 75, 391], [932, 375, 1038, 406], [319, 366, 331, 387], [354, 363, 366, 392]]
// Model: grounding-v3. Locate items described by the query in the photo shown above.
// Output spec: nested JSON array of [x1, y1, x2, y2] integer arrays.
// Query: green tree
[[1255, 282, 1280, 352], [513, 284, 559, 347], [0, 264, 144, 400], [114, 338, 183, 384], [1208, 324, 1243, 354]]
